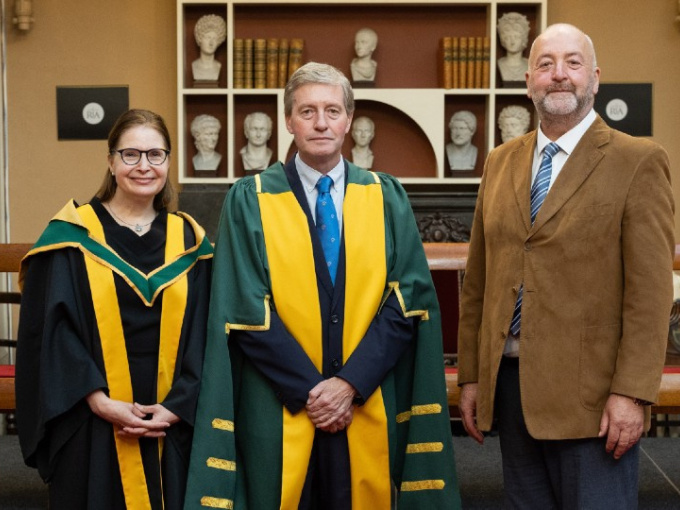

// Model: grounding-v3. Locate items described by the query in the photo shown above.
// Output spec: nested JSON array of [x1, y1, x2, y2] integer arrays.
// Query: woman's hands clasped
[[86, 390, 180, 438]]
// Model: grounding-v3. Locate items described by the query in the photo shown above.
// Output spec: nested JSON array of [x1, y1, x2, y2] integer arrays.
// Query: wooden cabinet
[[176, 0, 547, 185]]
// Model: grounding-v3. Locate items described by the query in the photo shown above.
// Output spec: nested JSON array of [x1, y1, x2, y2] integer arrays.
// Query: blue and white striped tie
[[509, 142, 561, 336]]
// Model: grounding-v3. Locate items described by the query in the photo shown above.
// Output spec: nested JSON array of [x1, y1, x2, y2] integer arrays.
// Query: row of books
[[441, 36, 490, 89], [233, 38, 304, 89]]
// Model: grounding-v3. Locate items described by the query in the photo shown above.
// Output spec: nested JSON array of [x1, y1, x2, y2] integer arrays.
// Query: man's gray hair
[[284, 62, 354, 117]]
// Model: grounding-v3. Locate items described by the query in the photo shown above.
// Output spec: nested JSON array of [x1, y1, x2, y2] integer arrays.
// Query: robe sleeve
[[337, 292, 416, 403], [16, 249, 107, 476], [373, 173, 462, 508]]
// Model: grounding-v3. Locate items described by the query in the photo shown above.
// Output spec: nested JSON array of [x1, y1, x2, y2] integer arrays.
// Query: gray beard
[[540, 92, 579, 116]]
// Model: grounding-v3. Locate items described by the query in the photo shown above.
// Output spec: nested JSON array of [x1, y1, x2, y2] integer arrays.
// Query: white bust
[[446, 110, 478, 172], [240, 112, 273, 171], [350, 116, 375, 169], [496, 12, 530, 83], [191, 114, 222, 171], [192, 14, 227, 82], [498, 105, 532, 143], [350, 28, 378, 82]]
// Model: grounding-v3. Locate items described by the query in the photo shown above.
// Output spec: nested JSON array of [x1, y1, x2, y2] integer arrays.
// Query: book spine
[[482, 36, 490, 88], [233, 38, 244, 89], [266, 38, 279, 89], [452, 37, 459, 89], [277, 38, 289, 88], [474, 36, 483, 88], [442, 37, 453, 89], [244, 38, 254, 89], [254, 38, 267, 89], [458, 37, 467, 88], [466, 36, 475, 88], [287, 38, 304, 79]]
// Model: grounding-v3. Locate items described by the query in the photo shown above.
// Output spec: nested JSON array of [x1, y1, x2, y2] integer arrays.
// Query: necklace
[[105, 203, 156, 233]]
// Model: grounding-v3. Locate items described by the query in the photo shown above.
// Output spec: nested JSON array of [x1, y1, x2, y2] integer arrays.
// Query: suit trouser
[[299, 429, 352, 510], [495, 356, 639, 510]]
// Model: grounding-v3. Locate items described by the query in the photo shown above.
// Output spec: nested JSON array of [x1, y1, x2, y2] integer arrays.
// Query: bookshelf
[[176, 0, 547, 185]]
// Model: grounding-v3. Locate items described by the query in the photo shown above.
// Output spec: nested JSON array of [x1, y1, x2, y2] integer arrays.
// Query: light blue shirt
[[295, 153, 345, 233]]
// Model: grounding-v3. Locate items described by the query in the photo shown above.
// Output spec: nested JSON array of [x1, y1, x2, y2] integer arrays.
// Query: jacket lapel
[[530, 116, 610, 236], [511, 132, 538, 233]]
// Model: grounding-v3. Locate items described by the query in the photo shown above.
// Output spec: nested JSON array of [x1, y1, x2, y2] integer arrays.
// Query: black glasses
[[111, 148, 170, 166]]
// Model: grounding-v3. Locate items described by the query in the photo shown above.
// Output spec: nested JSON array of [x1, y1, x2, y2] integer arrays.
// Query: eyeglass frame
[[110, 148, 171, 166]]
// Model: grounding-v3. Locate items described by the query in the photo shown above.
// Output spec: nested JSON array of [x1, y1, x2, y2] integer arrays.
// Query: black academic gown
[[15, 199, 211, 510], [231, 159, 416, 510]]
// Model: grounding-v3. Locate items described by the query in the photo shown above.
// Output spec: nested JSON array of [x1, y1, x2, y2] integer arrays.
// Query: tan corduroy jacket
[[457, 115, 675, 438]]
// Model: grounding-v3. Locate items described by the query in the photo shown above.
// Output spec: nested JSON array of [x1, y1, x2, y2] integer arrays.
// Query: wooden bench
[[0, 243, 32, 413], [422, 242, 680, 417]]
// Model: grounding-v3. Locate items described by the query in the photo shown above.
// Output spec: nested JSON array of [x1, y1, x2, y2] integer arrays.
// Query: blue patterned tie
[[509, 142, 561, 336], [315, 175, 340, 284]]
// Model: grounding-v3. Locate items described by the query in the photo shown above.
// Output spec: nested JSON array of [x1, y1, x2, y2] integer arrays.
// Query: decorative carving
[[417, 212, 471, 243]]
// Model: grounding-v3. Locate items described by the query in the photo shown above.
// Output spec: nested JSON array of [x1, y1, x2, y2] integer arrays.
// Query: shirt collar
[[296, 153, 345, 193], [536, 108, 596, 156]]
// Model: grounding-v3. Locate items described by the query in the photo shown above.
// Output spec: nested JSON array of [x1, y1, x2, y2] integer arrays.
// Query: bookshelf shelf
[[177, 0, 547, 184]]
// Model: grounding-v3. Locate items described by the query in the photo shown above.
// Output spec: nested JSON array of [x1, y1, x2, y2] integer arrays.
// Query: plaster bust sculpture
[[350, 28, 378, 83], [496, 12, 530, 84], [192, 14, 227, 82], [190, 114, 222, 171], [350, 116, 375, 169], [498, 105, 532, 143], [240, 112, 273, 171], [446, 110, 478, 172]]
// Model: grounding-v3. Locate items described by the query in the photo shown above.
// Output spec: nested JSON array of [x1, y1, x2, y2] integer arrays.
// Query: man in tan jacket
[[458, 23, 675, 508]]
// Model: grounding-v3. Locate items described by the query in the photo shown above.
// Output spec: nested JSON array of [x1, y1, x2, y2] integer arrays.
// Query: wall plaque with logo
[[56, 86, 129, 140], [593, 83, 652, 137]]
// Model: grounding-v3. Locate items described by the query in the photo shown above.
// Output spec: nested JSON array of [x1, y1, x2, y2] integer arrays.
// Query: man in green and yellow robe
[[185, 159, 461, 509]]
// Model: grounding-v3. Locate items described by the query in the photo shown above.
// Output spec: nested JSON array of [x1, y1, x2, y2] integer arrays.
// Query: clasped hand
[[306, 377, 357, 434], [86, 390, 179, 438]]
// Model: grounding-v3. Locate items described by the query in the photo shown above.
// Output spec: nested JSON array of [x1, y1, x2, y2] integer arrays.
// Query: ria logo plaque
[[57, 86, 129, 140], [594, 83, 652, 137]]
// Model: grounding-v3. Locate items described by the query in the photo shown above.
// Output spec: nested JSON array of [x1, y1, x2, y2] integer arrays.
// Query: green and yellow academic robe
[[185, 160, 461, 509], [16, 199, 213, 510]]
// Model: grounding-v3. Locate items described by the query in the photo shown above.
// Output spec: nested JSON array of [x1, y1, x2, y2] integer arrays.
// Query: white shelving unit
[[177, 0, 547, 184]]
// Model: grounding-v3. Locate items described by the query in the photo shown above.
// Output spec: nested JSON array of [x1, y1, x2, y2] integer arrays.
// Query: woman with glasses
[[16, 109, 213, 509]]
